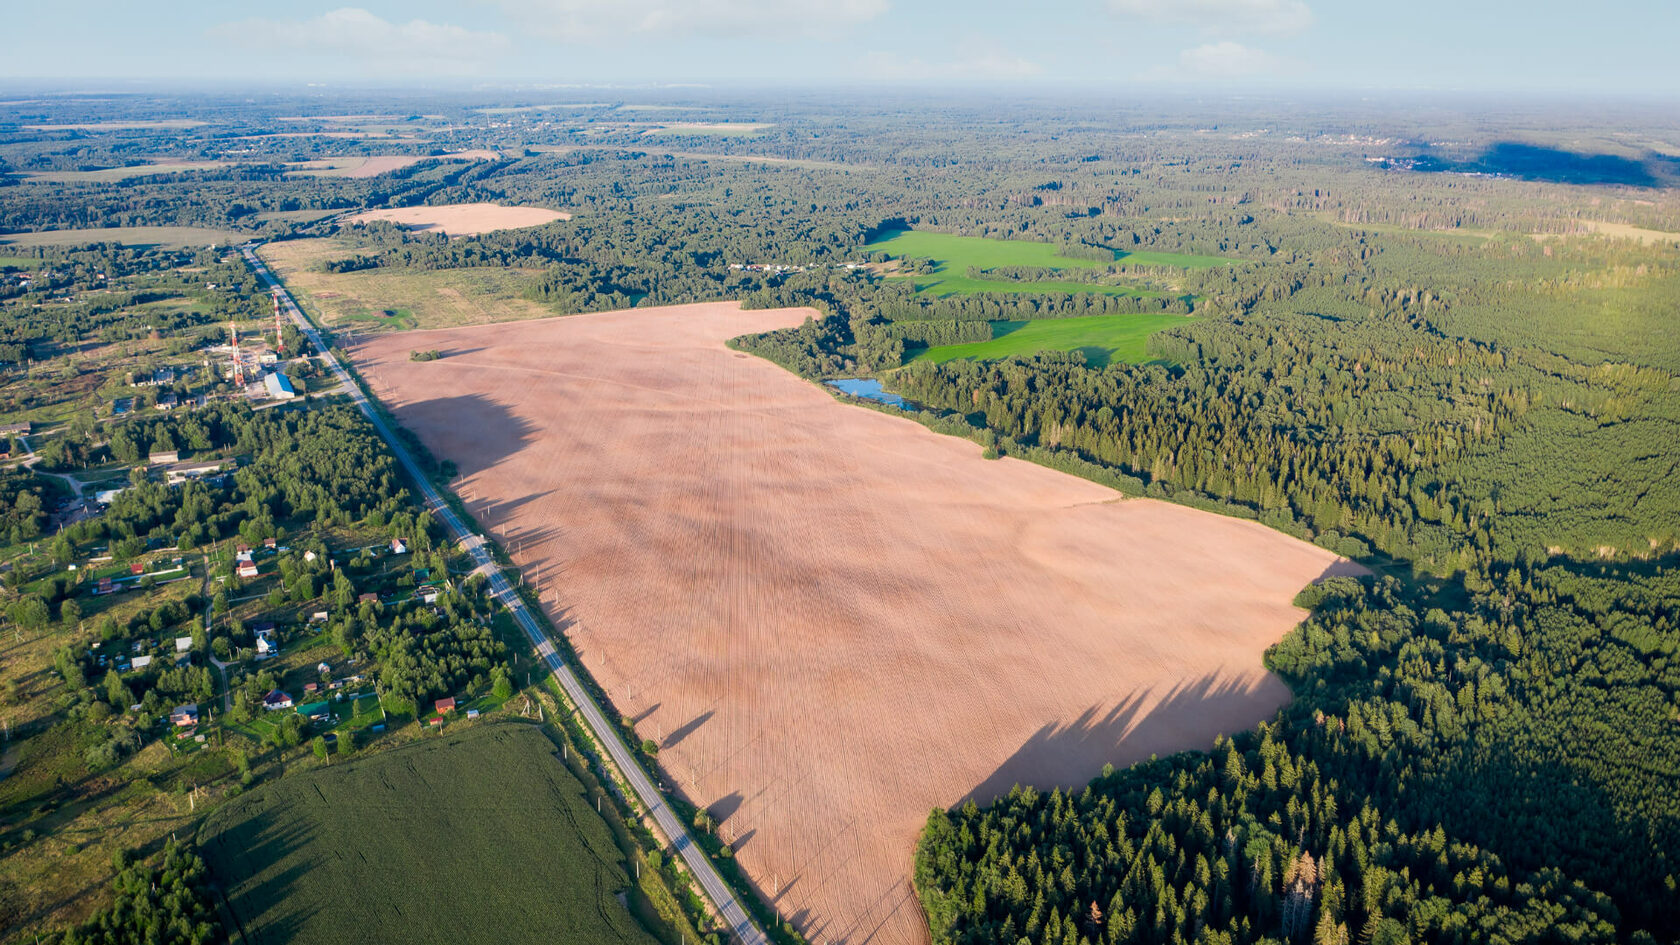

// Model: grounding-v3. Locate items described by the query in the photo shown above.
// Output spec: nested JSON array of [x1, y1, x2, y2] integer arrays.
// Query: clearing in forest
[[864, 229, 1228, 297], [342, 202, 569, 236], [906, 312, 1194, 367], [199, 723, 656, 945], [351, 301, 1361, 945], [258, 239, 555, 333]]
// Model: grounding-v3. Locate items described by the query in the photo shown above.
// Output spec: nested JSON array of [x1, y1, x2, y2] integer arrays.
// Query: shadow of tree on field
[[198, 795, 318, 945], [390, 392, 539, 484], [662, 711, 714, 751], [708, 790, 744, 824], [961, 670, 1281, 807]]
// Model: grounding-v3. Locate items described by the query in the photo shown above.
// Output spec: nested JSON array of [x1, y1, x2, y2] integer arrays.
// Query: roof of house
[[434, 697, 457, 712], [263, 689, 292, 704], [265, 372, 295, 396]]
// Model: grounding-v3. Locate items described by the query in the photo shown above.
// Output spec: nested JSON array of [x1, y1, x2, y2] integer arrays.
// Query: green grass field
[[0, 226, 249, 249], [863, 230, 1225, 297], [907, 313, 1194, 367], [199, 723, 657, 945]]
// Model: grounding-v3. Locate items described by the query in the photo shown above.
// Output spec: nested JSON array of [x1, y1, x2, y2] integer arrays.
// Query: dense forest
[[919, 560, 1680, 944]]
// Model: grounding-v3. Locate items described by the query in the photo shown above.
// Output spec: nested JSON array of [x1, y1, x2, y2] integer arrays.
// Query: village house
[[434, 696, 457, 715], [170, 704, 199, 728], [237, 559, 259, 579], [390, 537, 408, 555], [263, 690, 293, 711], [254, 627, 278, 657]]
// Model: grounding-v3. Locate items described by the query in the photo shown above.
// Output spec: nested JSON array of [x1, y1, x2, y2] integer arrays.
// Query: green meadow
[[907, 313, 1194, 367], [863, 230, 1227, 297]]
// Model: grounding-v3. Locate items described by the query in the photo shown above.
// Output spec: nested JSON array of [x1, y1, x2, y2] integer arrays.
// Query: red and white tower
[[230, 319, 245, 387], [272, 289, 285, 356]]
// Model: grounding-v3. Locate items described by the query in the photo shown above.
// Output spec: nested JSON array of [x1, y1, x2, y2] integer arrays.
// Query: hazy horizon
[[6, 0, 1679, 96]]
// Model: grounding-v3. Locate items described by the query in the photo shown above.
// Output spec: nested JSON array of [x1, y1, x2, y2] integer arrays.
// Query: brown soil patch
[[343, 202, 569, 236], [351, 302, 1363, 945]]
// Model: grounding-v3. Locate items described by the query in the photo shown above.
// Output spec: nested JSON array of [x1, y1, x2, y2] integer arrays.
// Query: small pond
[[826, 378, 917, 410]]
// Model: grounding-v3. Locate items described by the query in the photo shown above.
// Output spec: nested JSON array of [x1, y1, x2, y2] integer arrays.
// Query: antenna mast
[[273, 289, 285, 356], [230, 319, 245, 387]]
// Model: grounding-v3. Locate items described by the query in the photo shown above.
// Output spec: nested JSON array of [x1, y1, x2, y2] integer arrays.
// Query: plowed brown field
[[343, 202, 569, 235], [351, 301, 1363, 945]]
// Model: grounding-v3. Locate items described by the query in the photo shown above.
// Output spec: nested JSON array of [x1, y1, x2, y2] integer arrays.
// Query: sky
[[4, 0, 1678, 96]]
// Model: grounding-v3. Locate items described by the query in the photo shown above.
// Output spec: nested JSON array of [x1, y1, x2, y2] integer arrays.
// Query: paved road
[[241, 246, 769, 945]]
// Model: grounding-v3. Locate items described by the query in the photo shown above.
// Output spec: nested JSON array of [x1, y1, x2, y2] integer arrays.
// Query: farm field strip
[[864, 229, 1229, 297], [0, 226, 249, 248], [349, 300, 1361, 945], [907, 312, 1195, 367], [343, 202, 570, 235]]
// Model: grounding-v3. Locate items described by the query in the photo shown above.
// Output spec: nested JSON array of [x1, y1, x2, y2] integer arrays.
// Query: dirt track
[[352, 302, 1363, 945]]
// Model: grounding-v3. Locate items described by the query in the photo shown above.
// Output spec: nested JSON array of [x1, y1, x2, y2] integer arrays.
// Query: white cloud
[[862, 47, 1043, 82], [1108, 0, 1313, 36], [489, 0, 889, 41], [209, 8, 510, 72], [1175, 41, 1294, 78]]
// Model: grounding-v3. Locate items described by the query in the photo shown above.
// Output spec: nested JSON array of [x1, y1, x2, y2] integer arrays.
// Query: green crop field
[[199, 723, 658, 945], [0, 225, 249, 248], [863, 230, 1225, 297], [907, 313, 1194, 367]]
